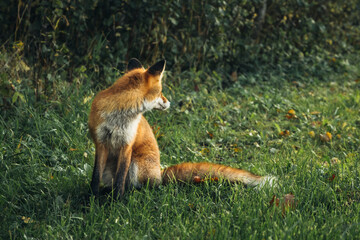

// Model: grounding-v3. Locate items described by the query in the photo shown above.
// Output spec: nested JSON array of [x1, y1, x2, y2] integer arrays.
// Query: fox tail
[[161, 162, 276, 188]]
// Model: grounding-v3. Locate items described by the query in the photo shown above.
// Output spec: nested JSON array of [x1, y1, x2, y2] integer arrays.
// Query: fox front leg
[[114, 146, 132, 199], [90, 144, 108, 196]]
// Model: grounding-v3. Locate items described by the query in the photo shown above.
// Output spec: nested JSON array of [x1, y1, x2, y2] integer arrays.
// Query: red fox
[[89, 58, 275, 198]]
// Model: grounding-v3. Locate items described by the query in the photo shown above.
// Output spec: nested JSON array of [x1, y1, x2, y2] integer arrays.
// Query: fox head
[[126, 58, 170, 112], [100, 58, 170, 113]]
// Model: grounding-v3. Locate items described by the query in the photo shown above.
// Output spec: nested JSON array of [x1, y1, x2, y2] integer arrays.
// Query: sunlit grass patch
[[1, 67, 360, 239]]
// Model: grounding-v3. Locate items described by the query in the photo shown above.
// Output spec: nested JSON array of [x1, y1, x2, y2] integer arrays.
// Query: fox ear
[[127, 58, 143, 72], [147, 59, 166, 76]]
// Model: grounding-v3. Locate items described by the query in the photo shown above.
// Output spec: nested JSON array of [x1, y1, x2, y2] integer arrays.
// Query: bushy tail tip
[[255, 176, 277, 189]]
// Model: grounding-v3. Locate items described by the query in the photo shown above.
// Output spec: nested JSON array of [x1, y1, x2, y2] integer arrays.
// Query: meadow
[[1, 58, 360, 239]]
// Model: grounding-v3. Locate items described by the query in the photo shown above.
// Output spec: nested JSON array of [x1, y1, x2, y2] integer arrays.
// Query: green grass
[[1, 66, 360, 239]]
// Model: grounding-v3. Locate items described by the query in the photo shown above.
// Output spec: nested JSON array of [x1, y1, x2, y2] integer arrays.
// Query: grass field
[[1, 61, 360, 239]]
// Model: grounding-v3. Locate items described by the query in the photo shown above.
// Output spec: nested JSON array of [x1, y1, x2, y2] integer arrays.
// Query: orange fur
[[162, 162, 263, 186], [89, 58, 274, 198]]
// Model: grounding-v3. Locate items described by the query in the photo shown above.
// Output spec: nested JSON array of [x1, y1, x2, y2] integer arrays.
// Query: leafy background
[[1, 0, 359, 105]]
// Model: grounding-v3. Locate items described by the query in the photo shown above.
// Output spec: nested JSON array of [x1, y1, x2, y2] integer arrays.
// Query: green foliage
[[0, 0, 359, 105]]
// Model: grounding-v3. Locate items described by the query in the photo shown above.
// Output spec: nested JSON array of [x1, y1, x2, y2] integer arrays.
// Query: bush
[[0, 0, 359, 103]]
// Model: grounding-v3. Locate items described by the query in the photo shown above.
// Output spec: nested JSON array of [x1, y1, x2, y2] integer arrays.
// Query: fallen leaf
[[311, 121, 322, 127], [193, 176, 201, 183], [283, 193, 297, 212], [69, 148, 77, 151], [210, 177, 219, 182], [310, 111, 321, 115], [320, 132, 332, 142], [21, 216, 33, 224], [269, 195, 280, 206], [326, 132, 332, 140], [308, 131, 315, 138], [288, 109, 296, 115], [279, 130, 290, 137], [233, 147, 242, 152], [270, 193, 297, 216], [285, 109, 297, 119]]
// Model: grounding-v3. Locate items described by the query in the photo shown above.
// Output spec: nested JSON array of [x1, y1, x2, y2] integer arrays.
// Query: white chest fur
[[96, 111, 141, 148]]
